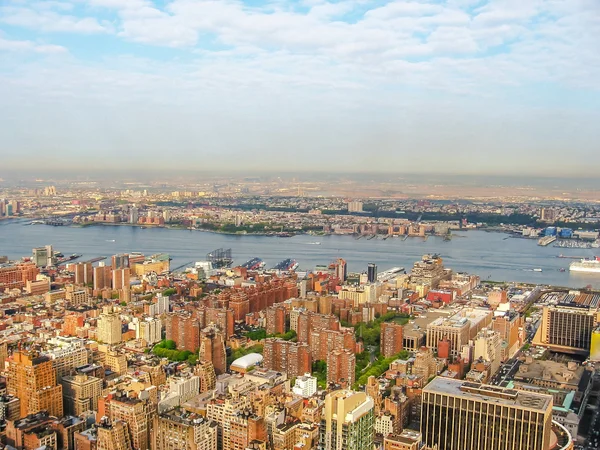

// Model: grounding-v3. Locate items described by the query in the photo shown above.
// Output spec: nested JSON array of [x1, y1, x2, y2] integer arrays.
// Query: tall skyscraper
[[97, 306, 122, 345], [112, 254, 130, 270], [319, 390, 374, 450], [129, 206, 139, 224], [195, 360, 216, 393], [32, 246, 53, 267], [7, 351, 64, 418], [327, 349, 355, 387], [334, 258, 347, 282], [421, 378, 553, 450], [262, 338, 312, 378], [198, 324, 226, 375], [540, 207, 556, 222], [265, 305, 286, 335], [93, 264, 113, 290], [367, 263, 377, 283], [347, 201, 364, 213], [112, 268, 131, 290], [73, 262, 93, 285], [165, 314, 200, 352], [135, 317, 162, 345], [381, 323, 404, 358]]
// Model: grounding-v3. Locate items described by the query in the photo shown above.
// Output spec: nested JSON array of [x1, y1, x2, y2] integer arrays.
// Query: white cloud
[[0, 0, 599, 175], [0, 6, 111, 33], [364, 1, 442, 19], [85, 0, 151, 9], [1, 0, 599, 92], [0, 37, 67, 53], [308, 2, 357, 20]]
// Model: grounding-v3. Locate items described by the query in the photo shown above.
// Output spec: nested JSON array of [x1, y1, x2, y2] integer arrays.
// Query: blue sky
[[1, 0, 599, 175]]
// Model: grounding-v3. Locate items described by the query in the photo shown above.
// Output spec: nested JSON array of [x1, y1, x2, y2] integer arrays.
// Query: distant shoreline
[[66, 221, 486, 240]]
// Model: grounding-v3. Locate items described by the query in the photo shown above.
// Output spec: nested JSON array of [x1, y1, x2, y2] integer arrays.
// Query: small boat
[[106, 239, 116, 242], [533, 268, 542, 272], [307, 242, 321, 245], [559, 268, 566, 272]]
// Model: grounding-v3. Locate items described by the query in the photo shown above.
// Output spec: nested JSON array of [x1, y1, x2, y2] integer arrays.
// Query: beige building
[[109, 395, 154, 450], [135, 317, 162, 345], [412, 347, 437, 380], [46, 338, 90, 380], [154, 411, 218, 450], [337, 287, 368, 306], [319, 390, 374, 450], [61, 373, 103, 415], [66, 284, 90, 305], [97, 345, 128, 375], [383, 430, 424, 450], [194, 360, 216, 393], [97, 419, 132, 450], [206, 394, 251, 450], [132, 257, 170, 276], [426, 308, 492, 357], [97, 306, 122, 345], [473, 328, 502, 375], [421, 377, 553, 450], [272, 422, 318, 450], [375, 412, 395, 436]]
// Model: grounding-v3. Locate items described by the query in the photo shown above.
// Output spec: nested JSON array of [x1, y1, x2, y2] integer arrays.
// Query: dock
[[538, 235, 557, 246], [85, 257, 107, 264]]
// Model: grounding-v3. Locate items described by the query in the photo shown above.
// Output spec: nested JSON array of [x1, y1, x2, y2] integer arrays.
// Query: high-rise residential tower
[[198, 324, 226, 375], [319, 390, 374, 450]]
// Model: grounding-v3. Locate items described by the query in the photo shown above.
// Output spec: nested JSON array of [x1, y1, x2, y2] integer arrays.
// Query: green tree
[[245, 329, 267, 341], [311, 360, 328, 389]]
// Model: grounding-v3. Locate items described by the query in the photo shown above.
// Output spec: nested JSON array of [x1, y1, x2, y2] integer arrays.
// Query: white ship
[[569, 258, 600, 273]]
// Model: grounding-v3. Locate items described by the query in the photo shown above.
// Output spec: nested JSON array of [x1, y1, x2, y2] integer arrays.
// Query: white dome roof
[[231, 353, 263, 369]]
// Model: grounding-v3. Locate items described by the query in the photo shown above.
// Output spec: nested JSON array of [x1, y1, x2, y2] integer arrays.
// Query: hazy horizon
[[1, 0, 599, 174], [3, 170, 600, 192]]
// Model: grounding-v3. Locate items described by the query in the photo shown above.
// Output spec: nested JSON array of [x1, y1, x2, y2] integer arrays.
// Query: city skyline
[[1, 0, 599, 174]]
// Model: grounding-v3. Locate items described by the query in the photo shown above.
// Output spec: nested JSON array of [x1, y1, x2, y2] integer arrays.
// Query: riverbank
[[70, 221, 484, 239], [2, 221, 598, 288]]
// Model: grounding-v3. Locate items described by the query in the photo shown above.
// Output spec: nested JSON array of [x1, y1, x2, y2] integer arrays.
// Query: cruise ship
[[272, 258, 299, 271], [241, 257, 265, 270], [569, 258, 600, 273]]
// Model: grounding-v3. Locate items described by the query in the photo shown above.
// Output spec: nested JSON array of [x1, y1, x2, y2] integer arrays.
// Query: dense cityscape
[[1, 0, 599, 447], [0, 176, 599, 449]]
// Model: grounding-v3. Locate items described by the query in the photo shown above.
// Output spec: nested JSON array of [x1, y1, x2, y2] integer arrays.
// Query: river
[[0, 220, 598, 288]]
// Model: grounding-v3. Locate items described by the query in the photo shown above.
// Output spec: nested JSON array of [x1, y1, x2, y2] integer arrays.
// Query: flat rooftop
[[424, 377, 552, 412], [514, 360, 585, 388]]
